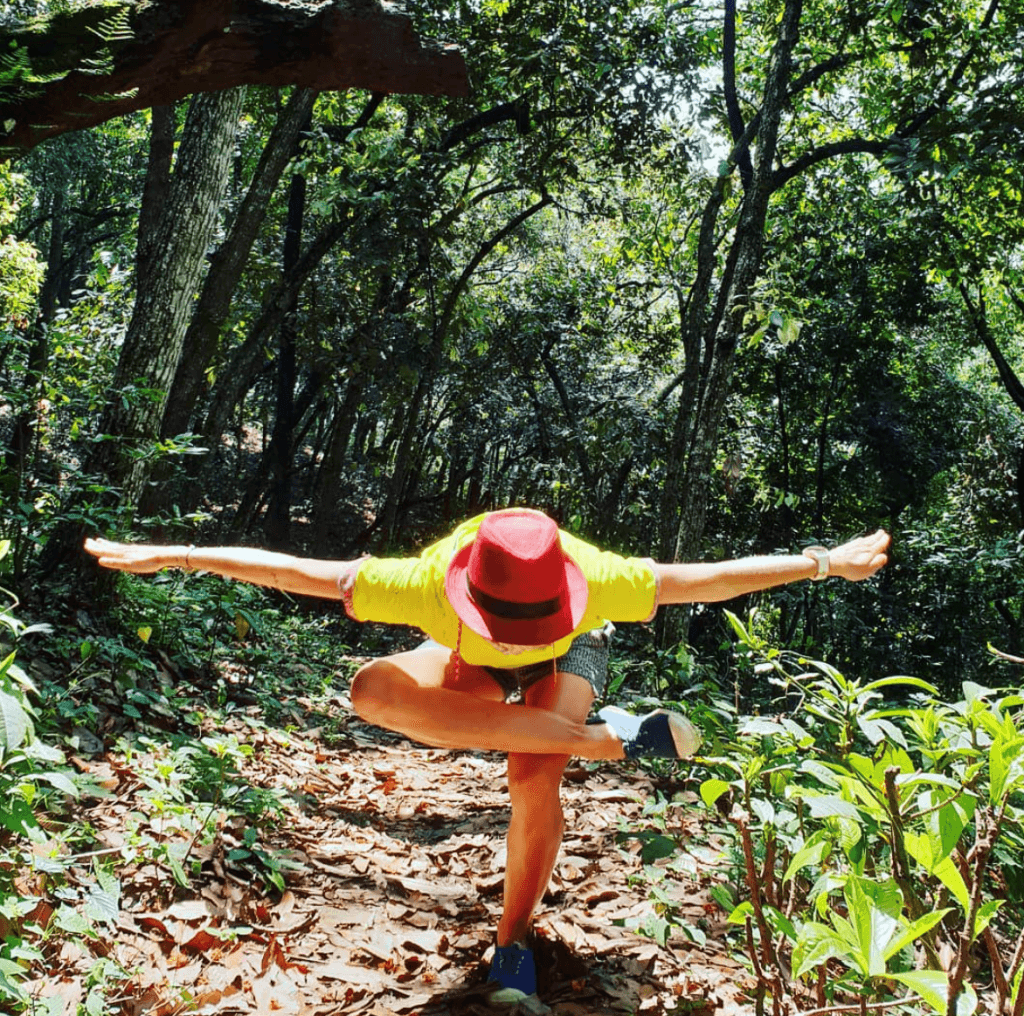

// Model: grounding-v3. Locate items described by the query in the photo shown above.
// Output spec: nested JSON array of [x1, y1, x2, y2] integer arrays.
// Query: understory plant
[[0, 540, 117, 1012], [699, 610, 1024, 1016]]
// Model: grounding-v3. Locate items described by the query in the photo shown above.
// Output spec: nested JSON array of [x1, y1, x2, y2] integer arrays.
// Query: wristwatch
[[802, 545, 830, 581]]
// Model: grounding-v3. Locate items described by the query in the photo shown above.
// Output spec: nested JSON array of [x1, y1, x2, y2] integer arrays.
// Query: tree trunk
[[311, 378, 364, 548], [670, 0, 802, 566], [91, 86, 246, 505], [377, 195, 553, 541], [540, 340, 595, 492], [160, 88, 318, 444], [194, 213, 354, 487], [136, 105, 176, 295], [263, 129, 310, 549]]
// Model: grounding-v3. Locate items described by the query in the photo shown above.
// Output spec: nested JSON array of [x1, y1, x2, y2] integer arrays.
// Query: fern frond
[[87, 87, 139, 102], [87, 6, 132, 44], [79, 54, 115, 75]]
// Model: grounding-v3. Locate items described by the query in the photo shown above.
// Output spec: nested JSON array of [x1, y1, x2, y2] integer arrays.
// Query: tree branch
[[771, 137, 894, 190], [960, 283, 1024, 414], [722, 0, 753, 190], [897, 0, 1001, 141], [0, 0, 466, 161]]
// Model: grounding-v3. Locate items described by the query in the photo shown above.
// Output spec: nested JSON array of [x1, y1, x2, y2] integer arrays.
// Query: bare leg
[[497, 669, 593, 947], [350, 648, 624, 759]]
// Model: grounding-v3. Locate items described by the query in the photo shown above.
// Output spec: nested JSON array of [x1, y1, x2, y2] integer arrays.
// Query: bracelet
[[184, 545, 196, 571]]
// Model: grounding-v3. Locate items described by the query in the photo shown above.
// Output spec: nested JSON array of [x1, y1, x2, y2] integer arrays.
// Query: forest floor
[[24, 664, 755, 1016]]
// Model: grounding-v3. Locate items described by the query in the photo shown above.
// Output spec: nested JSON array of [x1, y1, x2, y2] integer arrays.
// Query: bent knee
[[350, 659, 409, 723]]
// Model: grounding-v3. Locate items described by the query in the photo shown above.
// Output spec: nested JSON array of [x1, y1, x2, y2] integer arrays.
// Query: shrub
[[697, 611, 1024, 1016]]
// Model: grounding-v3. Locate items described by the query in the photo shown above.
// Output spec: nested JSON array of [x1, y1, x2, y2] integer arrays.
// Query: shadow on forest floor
[[24, 662, 755, 1016]]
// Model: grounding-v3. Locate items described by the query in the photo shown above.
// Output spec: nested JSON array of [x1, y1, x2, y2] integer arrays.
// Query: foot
[[487, 941, 537, 1005], [596, 705, 702, 759]]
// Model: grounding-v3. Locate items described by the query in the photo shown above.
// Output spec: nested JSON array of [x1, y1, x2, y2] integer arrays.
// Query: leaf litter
[[27, 689, 755, 1016]]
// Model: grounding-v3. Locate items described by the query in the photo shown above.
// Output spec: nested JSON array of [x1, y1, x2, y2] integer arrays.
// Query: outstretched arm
[[84, 538, 348, 601], [654, 530, 890, 605]]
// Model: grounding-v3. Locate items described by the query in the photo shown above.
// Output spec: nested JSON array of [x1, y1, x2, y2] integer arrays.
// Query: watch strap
[[802, 545, 830, 581]]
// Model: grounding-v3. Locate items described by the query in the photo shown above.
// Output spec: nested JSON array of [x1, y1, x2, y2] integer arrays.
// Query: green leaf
[[0, 682, 32, 750], [727, 901, 754, 925], [37, 770, 80, 797], [962, 681, 993, 705], [54, 906, 94, 936], [700, 778, 731, 808], [799, 759, 842, 788], [779, 316, 802, 345], [974, 898, 1003, 939], [891, 970, 948, 1013], [892, 970, 977, 1015], [783, 834, 831, 883], [843, 880, 901, 975], [84, 883, 119, 926], [883, 908, 951, 961], [639, 834, 677, 865], [0, 795, 38, 837], [740, 717, 787, 737], [723, 609, 751, 644], [803, 794, 862, 822], [989, 732, 1024, 804], [896, 772, 962, 791], [862, 676, 938, 696], [793, 921, 852, 978], [638, 912, 672, 946], [709, 884, 735, 911], [932, 856, 970, 912]]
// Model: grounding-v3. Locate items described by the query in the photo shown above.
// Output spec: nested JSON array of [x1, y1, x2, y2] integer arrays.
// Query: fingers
[[83, 537, 156, 573], [829, 529, 891, 581]]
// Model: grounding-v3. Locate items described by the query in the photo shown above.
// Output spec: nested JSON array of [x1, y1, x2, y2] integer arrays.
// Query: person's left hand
[[827, 529, 891, 582]]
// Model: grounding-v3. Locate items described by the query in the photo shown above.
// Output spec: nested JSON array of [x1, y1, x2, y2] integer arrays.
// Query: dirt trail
[[46, 695, 754, 1016]]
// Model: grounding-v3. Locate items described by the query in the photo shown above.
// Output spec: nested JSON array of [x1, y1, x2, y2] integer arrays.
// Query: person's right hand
[[84, 537, 183, 574]]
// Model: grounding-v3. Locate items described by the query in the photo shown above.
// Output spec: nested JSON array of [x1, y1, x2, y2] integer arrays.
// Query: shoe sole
[[486, 991, 551, 1014], [601, 706, 702, 758], [663, 710, 702, 757]]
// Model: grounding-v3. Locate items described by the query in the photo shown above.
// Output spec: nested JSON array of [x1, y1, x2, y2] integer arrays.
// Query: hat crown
[[445, 509, 588, 644], [467, 512, 565, 604]]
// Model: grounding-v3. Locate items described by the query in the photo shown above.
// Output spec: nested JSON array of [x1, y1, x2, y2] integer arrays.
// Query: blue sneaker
[[487, 941, 537, 1004], [596, 705, 702, 759]]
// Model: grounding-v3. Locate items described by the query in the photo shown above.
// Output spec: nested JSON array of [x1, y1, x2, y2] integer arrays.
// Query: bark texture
[[0, 0, 467, 161], [659, 0, 803, 567], [159, 87, 319, 443], [92, 86, 247, 503]]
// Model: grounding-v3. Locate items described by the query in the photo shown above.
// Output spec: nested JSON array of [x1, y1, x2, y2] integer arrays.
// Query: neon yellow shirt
[[347, 513, 658, 668]]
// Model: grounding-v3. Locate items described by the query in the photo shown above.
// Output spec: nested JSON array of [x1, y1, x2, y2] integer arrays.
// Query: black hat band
[[468, 579, 562, 620]]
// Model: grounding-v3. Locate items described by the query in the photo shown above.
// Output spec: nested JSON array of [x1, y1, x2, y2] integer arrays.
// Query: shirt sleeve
[[560, 532, 659, 624], [350, 556, 434, 628]]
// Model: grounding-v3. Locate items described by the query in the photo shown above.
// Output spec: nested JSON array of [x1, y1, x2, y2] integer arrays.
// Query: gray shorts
[[422, 621, 613, 703]]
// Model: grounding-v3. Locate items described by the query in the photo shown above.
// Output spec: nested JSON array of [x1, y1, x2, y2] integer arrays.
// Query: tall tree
[[90, 87, 246, 504]]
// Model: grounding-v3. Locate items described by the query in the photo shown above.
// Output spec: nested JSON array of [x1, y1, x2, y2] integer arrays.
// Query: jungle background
[[2, 0, 1024, 1014]]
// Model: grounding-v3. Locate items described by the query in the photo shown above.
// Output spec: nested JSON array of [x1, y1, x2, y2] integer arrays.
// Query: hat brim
[[445, 542, 589, 645]]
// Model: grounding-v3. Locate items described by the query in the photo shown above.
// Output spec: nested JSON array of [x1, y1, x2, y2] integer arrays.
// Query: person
[[85, 510, 889, 1006]]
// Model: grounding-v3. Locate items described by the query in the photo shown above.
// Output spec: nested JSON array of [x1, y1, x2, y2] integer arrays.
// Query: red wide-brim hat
[[445, 510, 588, 645]]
